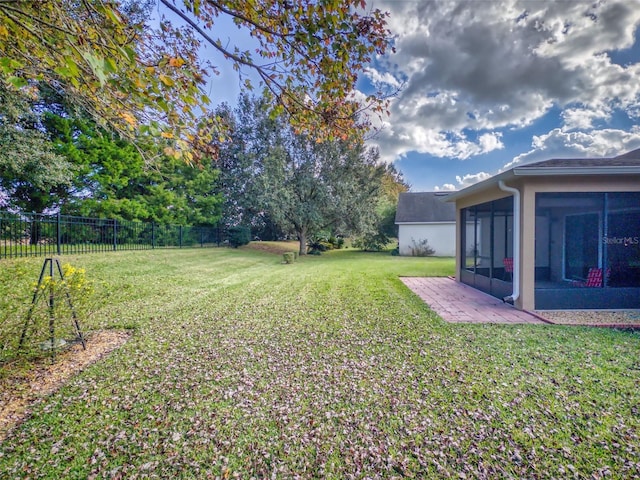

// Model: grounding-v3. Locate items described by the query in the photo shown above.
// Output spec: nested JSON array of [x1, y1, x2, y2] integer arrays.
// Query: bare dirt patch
[[241, 241, 300, 255], [0, 330, 130, 442]]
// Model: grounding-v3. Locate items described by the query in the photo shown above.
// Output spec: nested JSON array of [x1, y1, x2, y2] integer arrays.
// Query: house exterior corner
[[446, 151, 640, 311]]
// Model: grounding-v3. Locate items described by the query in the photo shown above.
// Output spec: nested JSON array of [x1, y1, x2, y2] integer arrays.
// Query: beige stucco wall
[[454, 174, 640, 311]]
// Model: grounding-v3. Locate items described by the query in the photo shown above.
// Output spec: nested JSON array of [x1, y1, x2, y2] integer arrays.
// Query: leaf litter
[[0, 330, 130, 442], [0, 249, 639, 478]]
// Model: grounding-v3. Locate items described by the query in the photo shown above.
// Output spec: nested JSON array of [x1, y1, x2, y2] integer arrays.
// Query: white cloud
[[434, 184, 457, 192], [562, 106, 612, 131], [478, 133, 504, 152], [455, 172, 492, 188], [504, 126, 640, 168], [628, 105, 640, 120], [433, 126, 640, 193], [365, 0, 640, 162], [372, 127, 504, 163], [364, 67, 402, 89], [434, 171, 492, 191]]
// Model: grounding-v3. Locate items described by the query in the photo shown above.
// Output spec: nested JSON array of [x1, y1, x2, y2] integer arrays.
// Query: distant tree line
[[0, 88, 407, 254], [0, 0, 402, 254], [0, 83, 222, 227]]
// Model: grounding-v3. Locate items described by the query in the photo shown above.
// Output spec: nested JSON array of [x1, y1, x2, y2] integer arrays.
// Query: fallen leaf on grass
[[0, 330, 131, 441]]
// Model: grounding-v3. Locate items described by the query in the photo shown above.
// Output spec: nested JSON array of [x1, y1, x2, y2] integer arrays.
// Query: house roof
[[518, 148, 640, 170], [444, 148, 640, 202], [395, 192, 456, 223]]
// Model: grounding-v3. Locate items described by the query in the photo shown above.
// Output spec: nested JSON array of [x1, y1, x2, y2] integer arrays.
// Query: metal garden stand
[[19, 257, 86, 361]]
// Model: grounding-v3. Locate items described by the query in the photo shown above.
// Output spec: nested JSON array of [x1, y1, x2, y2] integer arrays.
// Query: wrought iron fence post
[[113, 219, 117, 251], [56, 212, 62, 256], [152, 222, 155, 249], [179, 225, 183, 248], [200, 227, 204, 247]]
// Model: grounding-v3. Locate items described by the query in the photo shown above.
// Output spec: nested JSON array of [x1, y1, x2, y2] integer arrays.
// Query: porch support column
[[498, 181, 521, 306], [520, 186, 536, 311]]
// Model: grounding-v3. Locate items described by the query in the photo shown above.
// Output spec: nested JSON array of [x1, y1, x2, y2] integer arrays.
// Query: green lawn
[[1, 247, 639, 478]]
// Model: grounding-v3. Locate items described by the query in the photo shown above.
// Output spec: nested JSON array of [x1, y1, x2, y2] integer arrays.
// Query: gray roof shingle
[[522, 148, 640, 169], [395, 192, 456, 223]]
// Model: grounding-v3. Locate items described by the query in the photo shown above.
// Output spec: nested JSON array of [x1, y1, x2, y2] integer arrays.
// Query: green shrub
[[410, 238, 435, 257], [324, 235, 345, 249], [283, 252, 295, 264], [307, 235, 332, 255], [353, 232, 389, 252], [228, 226, 251, 248]]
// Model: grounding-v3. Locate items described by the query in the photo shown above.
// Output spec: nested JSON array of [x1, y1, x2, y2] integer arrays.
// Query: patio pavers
[[401, 276, 547, 324]]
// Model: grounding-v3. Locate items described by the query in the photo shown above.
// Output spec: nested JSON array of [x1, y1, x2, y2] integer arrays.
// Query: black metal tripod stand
[[19, 258, 86, 361]]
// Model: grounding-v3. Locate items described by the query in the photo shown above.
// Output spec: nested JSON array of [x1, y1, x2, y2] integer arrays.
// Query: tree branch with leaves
[[0, 0, 392, 162]]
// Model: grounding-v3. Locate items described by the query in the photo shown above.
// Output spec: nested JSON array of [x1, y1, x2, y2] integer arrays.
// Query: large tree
[[0, 85, 75, 214], [44, 114, 222, 225], [261, 134, 385, 255], [353, 163, 409, 251], [0, 1, 392, 159], [215, 95, 286, 238], [218, 94, 385, 254]]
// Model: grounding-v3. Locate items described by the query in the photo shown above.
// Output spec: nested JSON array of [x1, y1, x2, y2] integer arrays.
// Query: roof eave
[[444, 165, 640, 202], [443, 170, 515, 202], [514, 166, 640, 176]]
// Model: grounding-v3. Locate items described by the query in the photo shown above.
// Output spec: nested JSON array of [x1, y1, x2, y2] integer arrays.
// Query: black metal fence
[[0, 211, 226, 259]]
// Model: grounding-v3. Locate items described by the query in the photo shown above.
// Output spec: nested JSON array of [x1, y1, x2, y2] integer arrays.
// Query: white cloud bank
[[365, 0, 640, 170], [432, 127, 640, 191], [505, 126, 640, 169], [434, 171, 492, 192]]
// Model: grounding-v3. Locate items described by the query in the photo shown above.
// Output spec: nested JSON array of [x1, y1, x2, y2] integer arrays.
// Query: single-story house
[[444, 149, 640, 311], [395, 192, 456, 256]]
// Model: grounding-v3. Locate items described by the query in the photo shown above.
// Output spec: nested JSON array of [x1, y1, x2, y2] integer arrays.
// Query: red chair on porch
[[503, 257, 513, 281], [572, 267, 609, 287]]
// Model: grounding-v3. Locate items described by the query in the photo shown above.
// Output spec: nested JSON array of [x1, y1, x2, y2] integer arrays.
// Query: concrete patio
[[401, 277, 548, 324]]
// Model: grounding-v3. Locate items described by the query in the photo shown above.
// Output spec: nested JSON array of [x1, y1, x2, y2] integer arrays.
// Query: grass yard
[[0, 246, 639, 478]]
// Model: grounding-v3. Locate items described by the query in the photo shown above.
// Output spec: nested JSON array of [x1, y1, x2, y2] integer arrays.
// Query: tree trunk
[[29, 220, 41, 246], [298, 230, 307, 255]]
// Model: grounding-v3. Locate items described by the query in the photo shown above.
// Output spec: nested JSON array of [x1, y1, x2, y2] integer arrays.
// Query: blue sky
[[361, 0, 640, 191], [161, 0, 640, 192]]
